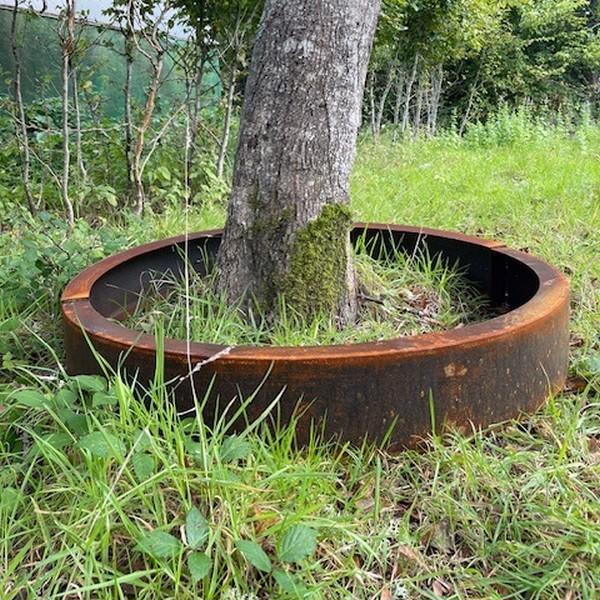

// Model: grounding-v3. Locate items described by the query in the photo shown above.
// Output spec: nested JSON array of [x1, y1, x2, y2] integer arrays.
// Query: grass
[[2, 116, 600, 599], [125, 242, 490, 347]]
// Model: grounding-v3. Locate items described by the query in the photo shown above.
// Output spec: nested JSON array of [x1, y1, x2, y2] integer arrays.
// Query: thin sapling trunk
[[10, 0, 36, 216]]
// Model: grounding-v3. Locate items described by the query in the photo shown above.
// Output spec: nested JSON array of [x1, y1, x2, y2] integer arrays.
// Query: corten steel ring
[[62, 224, 570, 449]]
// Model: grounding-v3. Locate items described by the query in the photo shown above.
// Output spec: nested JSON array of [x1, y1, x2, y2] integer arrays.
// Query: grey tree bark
[[216, 66, 237, 180], [71, 67, 87, 182], [402, 53, 419, 133], [10, 0, 36, 216], [130, 3, 166, 215], [392, 70, 405, 143], [216, 0, 381, 325], [123, 1, 135, 200], [60, 0, 76, 227], [374, 60, 396, 137]]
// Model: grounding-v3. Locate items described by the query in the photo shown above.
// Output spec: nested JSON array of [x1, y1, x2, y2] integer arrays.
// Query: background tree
[[58, 0, 77, 227], [9, 0, 37, 216], [168, 0, 218, 177], [216, 0, 381, 325]]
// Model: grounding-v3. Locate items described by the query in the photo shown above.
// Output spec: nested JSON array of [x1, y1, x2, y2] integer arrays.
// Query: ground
[[1, 119, 600, 599]]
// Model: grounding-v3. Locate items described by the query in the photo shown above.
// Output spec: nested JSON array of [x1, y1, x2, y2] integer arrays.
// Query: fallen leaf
[[397, 544, 427, 568], [432, 578, 451, 597], [564, 376, 587, 394], [356, 497, 375, 511], [569, 333, 584, 349], [429, 519, 453, 554], [587, 437, 600, 464]]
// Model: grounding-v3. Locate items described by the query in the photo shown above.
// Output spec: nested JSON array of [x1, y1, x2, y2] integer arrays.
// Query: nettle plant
[[5, 372, 320, 597], [137, 510, 318, 592]]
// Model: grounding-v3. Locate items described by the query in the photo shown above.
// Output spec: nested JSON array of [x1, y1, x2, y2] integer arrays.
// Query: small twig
[[358, 293, 385, 306]]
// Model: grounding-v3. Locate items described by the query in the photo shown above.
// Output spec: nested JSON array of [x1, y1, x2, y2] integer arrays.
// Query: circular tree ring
[[61, 224, 569, 449]]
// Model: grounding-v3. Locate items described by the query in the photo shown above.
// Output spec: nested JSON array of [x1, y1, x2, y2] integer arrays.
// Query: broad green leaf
[[582, 355, 600, 376], [213, 465, 241, 483], [157, 165, 171, 181], [92, 391, 118, 407], [186, 507, 209, 549], [54, 388, 78, 408], [220, 435, 252, 462], [78, 431, 125, 458], [137, 530, 182, 559], [235, 539, 272, 573], [57, 408, 89, 436], [71, 375, 107, 393], [36, 432, 71, 452], [184, 438, 205, 463], [132, 453, 155, 481], [273, 569, 309, 597], [278, 525, 317, 564], [188, 552, 212, 582], [2, 352, 15, 369], [133, 429, 153, 452], [13, 389, 47, 409], [0, 318, 19, 333]]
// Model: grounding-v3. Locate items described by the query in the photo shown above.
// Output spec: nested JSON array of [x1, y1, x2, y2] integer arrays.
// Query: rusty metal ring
[[62, 224, 569, 448]]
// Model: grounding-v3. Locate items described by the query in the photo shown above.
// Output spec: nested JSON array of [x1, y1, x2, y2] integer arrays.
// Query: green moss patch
[[279, 203, 353, 320]]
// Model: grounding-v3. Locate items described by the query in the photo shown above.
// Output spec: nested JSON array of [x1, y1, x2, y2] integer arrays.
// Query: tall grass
[[125, 243, 490, 347], [2, 112, 600, 598]]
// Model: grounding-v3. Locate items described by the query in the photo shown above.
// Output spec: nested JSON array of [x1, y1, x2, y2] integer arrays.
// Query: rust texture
[[61, 225, 570, 449]]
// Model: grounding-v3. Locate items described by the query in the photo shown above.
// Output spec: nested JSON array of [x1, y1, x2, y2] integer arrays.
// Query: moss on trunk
[[280, 203, 354, 321]]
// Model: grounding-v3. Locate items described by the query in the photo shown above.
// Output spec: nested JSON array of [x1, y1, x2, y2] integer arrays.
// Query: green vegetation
[[2, 2, 599, 598], [0, 8, 209, 116], [2, 0, 599, 225], [280, 204, 355, 322], [126, 239, 489, 346], [2, 115, 600, 598]]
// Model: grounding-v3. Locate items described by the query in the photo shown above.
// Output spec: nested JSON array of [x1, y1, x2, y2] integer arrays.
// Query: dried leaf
[[429, 519, 453, 554], [397, 544, 426, 568], [432, 578, 450, 597], [564, 376, 587, 394], [356, 497, 375, 511]]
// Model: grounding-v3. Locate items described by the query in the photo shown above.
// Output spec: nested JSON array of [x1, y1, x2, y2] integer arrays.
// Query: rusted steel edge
[[61, 224, 569, 364]]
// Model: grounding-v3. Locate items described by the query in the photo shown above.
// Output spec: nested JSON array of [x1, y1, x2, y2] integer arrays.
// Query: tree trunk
[[391, 70, 405, 143], [188, 32, 207, 176], [428, 64, 443, 136], [123, 10, 134, 200], [61, 0, 76, 227], [10, 0, 36, 216], [368, 71, 377, 136], [375, 61, 396, 137], [71, 66, 87, 181], [216, 0, 380, 325], [459, 64, 480, 136], [402, 53, 419, 133], [413, 76, 424, 138], [132, 52, 164, 215], [188, 50, 206, 173], [216, 66, 237, 180]]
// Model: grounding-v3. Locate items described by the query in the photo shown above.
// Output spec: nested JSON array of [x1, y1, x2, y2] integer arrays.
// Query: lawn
[[1, 120, 600, 599]]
